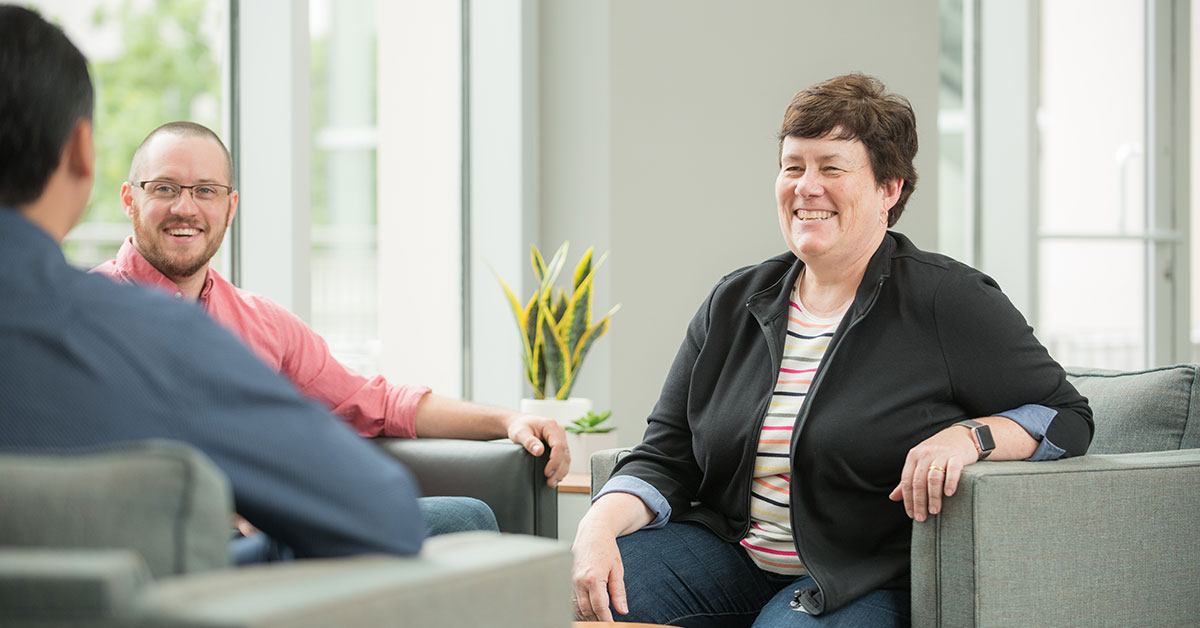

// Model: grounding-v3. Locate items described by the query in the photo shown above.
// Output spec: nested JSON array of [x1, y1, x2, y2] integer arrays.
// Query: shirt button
[[174, 292, 183, 299]]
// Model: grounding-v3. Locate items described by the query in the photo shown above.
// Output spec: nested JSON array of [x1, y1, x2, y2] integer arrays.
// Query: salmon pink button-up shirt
[[92, 238, 429, 438]]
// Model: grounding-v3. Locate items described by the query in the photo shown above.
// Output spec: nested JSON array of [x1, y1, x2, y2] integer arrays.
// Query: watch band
[[955, 419, 995, 460]]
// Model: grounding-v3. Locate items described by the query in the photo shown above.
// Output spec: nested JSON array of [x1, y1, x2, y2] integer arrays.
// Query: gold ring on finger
[[929, 464, 945, 473]]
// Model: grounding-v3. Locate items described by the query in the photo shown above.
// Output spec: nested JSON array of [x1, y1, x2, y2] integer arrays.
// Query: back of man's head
[[0, 5, 94, 208]]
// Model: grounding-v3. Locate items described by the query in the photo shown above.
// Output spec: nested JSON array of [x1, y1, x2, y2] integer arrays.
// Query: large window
[[309, 0, 380, 375], [40, 0, 228, 271], [1037, 0, 1149, 368], [942, 0, 1193, 370]]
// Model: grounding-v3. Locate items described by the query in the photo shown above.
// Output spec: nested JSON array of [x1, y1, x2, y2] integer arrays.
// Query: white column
[[978, 0, 1037, 317], [235, 0, 311, 319], [377, 1, 463, 396], [467, 0, 540, 407]]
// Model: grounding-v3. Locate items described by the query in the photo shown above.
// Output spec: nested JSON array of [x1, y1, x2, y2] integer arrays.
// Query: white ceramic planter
[[518, 397, 593, 427], [565, 430, 619, 474]]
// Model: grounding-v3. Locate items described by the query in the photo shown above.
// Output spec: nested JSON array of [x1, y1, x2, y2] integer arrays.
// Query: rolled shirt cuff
[[996, 403, 1067, 461], [593, 475, 671, 529]]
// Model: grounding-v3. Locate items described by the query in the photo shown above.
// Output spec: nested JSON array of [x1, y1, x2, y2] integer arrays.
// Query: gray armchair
[[0, 440, 572, 628], [589, 365, 1200, 627], [376, 438, 557, 537], [911, 365, 1200, 627]]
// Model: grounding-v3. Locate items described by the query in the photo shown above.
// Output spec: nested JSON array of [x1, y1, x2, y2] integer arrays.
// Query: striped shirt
[[740, 277, 843, 574]]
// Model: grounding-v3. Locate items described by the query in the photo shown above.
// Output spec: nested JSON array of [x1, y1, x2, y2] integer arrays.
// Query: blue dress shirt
[[0, 209, 425, 558]]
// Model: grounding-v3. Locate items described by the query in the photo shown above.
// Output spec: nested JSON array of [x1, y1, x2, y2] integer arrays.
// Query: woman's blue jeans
[[231, 495, 498, 564], [610, 522, 909, 627]]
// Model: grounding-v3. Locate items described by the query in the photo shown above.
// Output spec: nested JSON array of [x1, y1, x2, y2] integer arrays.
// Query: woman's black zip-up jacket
[[611, 231, 1093, 615]]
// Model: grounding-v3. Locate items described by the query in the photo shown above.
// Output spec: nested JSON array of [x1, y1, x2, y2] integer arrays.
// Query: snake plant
[[493, 242, 620, 400]]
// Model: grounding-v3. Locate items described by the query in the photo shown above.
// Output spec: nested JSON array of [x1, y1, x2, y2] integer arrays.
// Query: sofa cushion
[[1065, 365, 1199, 454], [0, 440, 232, 578]]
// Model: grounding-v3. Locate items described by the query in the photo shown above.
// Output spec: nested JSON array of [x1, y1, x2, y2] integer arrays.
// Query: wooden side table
[[559, 472, 591, 494]]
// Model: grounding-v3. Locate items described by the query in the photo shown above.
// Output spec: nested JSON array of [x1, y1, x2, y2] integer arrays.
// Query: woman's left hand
[[888, 424, 978, 521]]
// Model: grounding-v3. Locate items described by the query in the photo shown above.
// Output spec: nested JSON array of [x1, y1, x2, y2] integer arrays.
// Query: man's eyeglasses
[[136, 180, 233, 204]]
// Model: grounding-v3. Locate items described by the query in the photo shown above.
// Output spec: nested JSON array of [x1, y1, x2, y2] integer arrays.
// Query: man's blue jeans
[[609, 522, 909, 627], [232, 495, 498, 564]]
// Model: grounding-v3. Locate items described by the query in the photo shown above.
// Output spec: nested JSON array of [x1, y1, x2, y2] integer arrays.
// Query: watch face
[[975, 425, 996, 452]]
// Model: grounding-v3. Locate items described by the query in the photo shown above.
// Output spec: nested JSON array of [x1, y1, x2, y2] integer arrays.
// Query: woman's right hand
[[571, 520, 627, 621], [570, 491, 655, 621]]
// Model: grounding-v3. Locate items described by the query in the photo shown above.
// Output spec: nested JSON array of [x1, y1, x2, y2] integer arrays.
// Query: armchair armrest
[[588, 447, 632, 497], [0, 548, 151, 624], [140, 532, 572, 628], [375, 438, 557, 537], [912, 449, 1200, 627]]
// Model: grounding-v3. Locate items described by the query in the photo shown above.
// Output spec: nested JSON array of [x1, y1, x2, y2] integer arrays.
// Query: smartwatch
[[955, 419, 995, 460]]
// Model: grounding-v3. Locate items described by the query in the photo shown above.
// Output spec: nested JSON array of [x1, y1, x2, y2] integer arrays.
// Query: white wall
[[538, 0, 942, 443]]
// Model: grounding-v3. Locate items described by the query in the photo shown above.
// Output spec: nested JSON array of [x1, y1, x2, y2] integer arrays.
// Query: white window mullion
[[234, 0, 311, 320], [1146, 0, 1191, 365]]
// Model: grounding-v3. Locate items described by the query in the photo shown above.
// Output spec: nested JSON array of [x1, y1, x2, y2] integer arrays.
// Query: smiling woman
[[570, 73, 1092, 628], [775, 135, 900, 316]]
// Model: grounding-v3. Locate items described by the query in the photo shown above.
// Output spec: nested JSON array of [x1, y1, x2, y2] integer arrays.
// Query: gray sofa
[[590, 364, 1200, 627], [0, 439, 572, 627]]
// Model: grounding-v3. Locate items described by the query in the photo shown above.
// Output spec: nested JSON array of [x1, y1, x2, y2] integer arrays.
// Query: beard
[[130, 203, 230, 282]]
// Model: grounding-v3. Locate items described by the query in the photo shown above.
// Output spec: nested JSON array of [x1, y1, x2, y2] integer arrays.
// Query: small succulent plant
[[566, 410, 615, 434]]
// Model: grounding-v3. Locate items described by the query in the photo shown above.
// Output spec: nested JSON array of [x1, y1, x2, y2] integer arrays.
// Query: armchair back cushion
[[1065, 364, 1200, 453], [0, 440, 232, 578]]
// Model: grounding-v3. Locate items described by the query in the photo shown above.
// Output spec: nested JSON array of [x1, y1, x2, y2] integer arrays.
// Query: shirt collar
[[115, 237, 216, 302]]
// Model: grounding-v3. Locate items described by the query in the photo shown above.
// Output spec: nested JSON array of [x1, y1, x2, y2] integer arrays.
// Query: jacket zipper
[[786, 275, 886, 613], [739, 300, 785, 535]]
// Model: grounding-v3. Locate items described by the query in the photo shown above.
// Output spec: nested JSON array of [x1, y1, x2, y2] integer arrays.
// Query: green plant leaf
[[552, 288, 569, 325], [526, 296, 549, 398], [567, 410, 614, 433], [565, 272, 594, 357], [571, 305, 621, 373], [532, 295, 552, 398], [538, 243, 569, 300], [572, 247, 594, 293], [531, 245, 547, 285], [539, 306, 572, 399], [491, 265, 542, 397]]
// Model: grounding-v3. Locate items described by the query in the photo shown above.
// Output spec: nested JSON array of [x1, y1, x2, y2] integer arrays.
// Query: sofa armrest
[[589, 447, 632, 497], [912, 449, 1200, 628], [141, 532, 572, 628], [375, 438, 557, 537], [0, 548, 151, 626]]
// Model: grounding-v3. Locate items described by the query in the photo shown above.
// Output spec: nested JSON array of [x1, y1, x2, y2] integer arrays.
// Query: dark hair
[[129, 121, 235, 187], [778, 73, 918, 226], [0, 5, 94, 208]]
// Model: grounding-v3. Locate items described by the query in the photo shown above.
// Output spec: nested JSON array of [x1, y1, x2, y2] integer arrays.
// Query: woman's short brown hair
[[779, 74, 918, 226]]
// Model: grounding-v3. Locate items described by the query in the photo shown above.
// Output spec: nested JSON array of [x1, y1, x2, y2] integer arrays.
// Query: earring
[[879, 212, 888, 226]]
